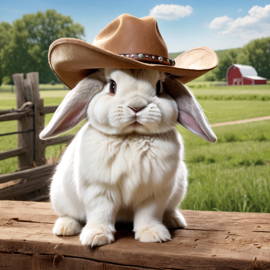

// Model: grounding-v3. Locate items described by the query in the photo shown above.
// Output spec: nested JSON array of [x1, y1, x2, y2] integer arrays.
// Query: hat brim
[[49, 38, 218, 89]]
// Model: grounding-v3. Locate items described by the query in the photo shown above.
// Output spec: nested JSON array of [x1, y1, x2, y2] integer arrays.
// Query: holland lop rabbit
[[40, 68, 216, 247]]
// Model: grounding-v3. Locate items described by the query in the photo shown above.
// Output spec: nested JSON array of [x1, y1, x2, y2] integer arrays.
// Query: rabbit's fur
[[41, 68, 216, 247]]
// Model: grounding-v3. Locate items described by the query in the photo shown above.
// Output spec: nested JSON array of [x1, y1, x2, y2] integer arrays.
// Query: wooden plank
[[0, 175, 50, 200], [0, 147, 25, 161], [45, 134, 75, 146], [0, 109, 14, 115], [0, 201, 269, 269], [23, 78, 34, 169], [41, 105, 58, 115], [0, 164, 56, 184], [0, 253, 154, 270], [0, 111, 28, 122]]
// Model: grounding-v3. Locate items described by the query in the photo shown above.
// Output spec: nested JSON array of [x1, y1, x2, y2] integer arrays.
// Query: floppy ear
[[40, 70, 106, 139], [164, 77, 217, 143]]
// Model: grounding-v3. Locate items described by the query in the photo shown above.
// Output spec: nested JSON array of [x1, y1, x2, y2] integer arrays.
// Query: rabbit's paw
[[80, 225, 114, 247], [53, 216, 82, 236], [163, 209, 187, 229], [135, 224, 171, 243]]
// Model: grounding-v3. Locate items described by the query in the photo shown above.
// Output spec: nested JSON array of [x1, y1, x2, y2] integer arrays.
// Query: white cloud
[[208, 15, 232, 29], [208, 4, 270, 40], [238, 9, 242, 12], [149, 4, 192, 20]]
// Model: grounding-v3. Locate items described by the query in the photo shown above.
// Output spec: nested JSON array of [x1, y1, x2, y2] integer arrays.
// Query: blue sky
[[1, 0, 269, 53]]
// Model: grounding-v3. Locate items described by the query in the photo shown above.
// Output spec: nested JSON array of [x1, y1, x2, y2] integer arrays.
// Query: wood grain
[[0, 175, 50, 200], [40, 106, 58, 115], [0, 110, 30, 122], [0, 164, 56, 184], [45, 134, 75, 146], [0, 147, 25, 161], [0, 201, 269, 269]]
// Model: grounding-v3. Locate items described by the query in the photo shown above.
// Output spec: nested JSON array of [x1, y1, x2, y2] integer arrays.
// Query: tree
[[0, 22, 12, 84], [0, 10, 85, 85], [242, 37, 270, 79], [209, 49, 244, 81]]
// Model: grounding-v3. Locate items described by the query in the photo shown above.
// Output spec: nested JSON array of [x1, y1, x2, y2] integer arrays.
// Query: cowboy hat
[[49, 14, 218, 89]]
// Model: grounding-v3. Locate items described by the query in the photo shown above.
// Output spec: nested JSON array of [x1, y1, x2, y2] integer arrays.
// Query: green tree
[[0, 10, 85, 85], [209, 49, 241, 81], [242, 37, 270, 79], [0, 22, 12, 84]]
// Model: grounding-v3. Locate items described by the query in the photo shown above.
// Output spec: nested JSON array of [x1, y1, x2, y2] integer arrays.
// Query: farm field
[[0, 85, 270, 212]]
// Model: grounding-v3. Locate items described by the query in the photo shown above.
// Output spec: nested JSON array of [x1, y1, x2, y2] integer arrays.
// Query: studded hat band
[[118, 53, 175, 66]]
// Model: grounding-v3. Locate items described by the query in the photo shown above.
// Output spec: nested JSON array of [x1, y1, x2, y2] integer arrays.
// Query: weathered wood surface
[[0, 175, 50, 200], [40, 105, 58, 115], [0, 164, 56, 184], [45, 134, 75, 146], [0, 110, 31, 122], [0, 201, 269, 270], [13, 73, 33, 170], [0, 147, 25, 161]]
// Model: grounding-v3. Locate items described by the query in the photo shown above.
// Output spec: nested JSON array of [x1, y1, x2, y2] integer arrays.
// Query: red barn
[[227, 64, 267, 85]]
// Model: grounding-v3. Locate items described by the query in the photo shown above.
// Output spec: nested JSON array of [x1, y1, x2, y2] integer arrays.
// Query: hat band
[[119, 53, 175, 66]]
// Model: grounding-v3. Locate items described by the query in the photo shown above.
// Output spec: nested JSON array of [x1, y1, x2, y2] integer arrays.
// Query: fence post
[[12, 73, 46, 170], [12, 74, 34, 170], [26, 72, 46, 166]]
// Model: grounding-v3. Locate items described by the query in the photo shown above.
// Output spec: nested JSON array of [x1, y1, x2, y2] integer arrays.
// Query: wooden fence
[[0, 72, 74, 201]]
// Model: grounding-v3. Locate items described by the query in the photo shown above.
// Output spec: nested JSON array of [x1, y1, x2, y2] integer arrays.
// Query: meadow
[[0, 83, 270, 212]]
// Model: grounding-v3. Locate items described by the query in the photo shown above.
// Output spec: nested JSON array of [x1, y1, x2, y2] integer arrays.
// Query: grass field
[[0, 85, 270, 212], [178, 121, 270, 212]]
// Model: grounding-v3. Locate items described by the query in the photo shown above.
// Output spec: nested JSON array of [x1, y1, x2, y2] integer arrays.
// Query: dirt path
[[211, 115, 270, 127]]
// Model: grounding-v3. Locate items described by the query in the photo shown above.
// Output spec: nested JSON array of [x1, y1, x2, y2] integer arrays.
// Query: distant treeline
[[0, 10, 84, 85]]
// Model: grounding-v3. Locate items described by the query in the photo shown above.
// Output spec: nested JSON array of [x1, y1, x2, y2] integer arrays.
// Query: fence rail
[[0, 72, 73, 201]]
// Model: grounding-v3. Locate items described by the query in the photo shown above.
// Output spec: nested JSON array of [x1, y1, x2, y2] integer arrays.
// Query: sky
[[0, 0, 270, 53]]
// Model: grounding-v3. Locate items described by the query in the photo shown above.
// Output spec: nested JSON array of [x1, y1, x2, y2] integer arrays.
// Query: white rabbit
[[40, 68, 216, 247]]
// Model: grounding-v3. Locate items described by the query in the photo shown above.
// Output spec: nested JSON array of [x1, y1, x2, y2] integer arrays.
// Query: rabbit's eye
[[109, 80, 117, 94], [156, 80, 162, 95]]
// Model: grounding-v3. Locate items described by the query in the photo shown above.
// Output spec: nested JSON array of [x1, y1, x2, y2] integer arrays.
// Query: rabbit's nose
[[128, 106, 146, 113]]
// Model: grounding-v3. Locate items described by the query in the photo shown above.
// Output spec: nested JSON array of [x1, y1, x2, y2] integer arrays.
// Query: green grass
[[188, 84, 270, 101], [199, 100, 270, 123], [178, 120, 270, 212]]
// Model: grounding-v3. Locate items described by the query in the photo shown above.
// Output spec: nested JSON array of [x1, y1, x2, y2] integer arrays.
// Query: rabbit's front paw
[[163, 209, 187, 229], [135, 224, 171, 243], [53, 216, 82, 236], [80, 225, 114, 247]]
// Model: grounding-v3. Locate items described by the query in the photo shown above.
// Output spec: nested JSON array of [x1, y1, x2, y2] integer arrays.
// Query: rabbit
[[40, 68, 217, 247]]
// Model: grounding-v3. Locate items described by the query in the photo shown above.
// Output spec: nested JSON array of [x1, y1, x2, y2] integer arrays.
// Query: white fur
[[50, 69, 188, 247]]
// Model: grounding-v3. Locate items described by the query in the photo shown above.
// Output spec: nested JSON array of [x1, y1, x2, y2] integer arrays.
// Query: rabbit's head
[[87, 68, 177, 135], [40, 69, 216, 143]]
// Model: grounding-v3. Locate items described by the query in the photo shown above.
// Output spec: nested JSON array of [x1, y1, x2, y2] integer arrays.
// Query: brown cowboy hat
[[49, 14, 218, 89]]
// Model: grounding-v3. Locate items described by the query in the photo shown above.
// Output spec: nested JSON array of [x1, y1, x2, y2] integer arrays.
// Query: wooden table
[[0, 201, 269, 269]]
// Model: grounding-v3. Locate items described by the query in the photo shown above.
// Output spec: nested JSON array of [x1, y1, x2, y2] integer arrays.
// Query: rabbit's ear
[[40, 70, 106, 139], [164, 77, 217, 143]]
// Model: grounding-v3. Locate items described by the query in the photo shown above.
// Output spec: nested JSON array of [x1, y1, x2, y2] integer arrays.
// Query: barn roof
[[233, 64, 257, 76], [244, 75, 267, 81]]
